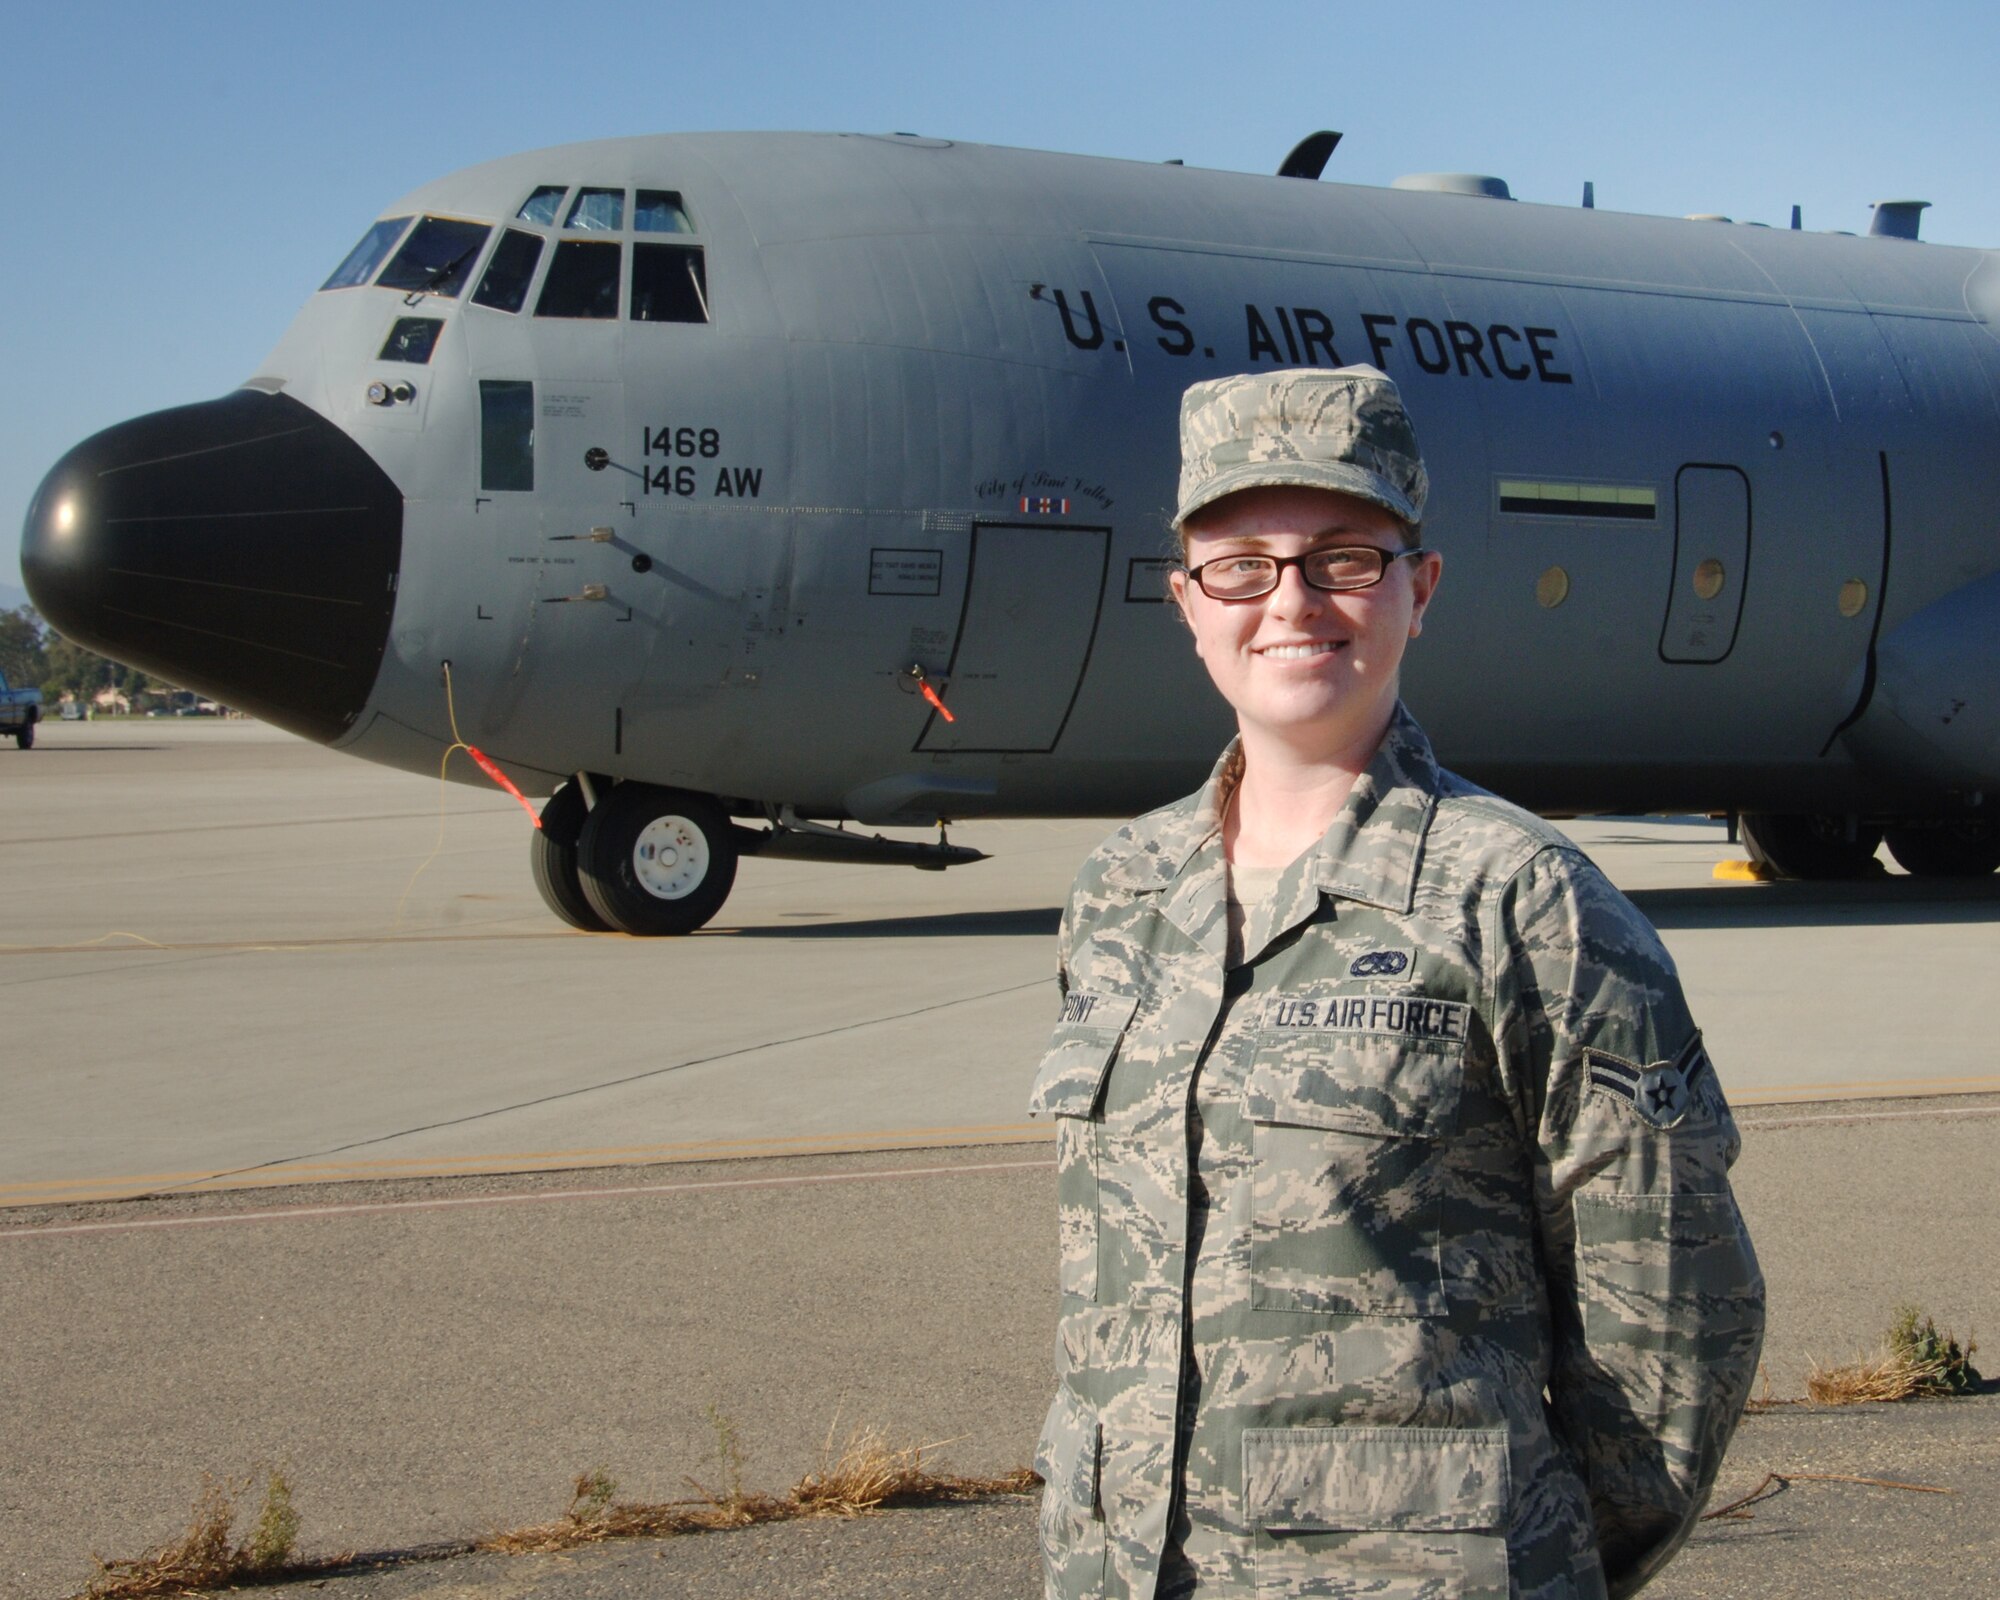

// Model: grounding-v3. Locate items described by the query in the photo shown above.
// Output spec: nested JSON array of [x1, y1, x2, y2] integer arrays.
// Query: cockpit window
[[631, 244, 709, 324], [565, 187, 624, 232], [323, 217, 411, 290], [470, 229, 545, 314], [379, 317, 444, 364], [516, 186, 567, 226], [376, 217, 493, 298], [634, 190, 693, 233], [536, 240, 621, 319], [480, 380, 535, 491]]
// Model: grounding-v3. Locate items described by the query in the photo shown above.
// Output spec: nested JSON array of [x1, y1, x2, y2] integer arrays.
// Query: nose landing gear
[[529, 780, 612, 932], [573, 785, 740, 936]]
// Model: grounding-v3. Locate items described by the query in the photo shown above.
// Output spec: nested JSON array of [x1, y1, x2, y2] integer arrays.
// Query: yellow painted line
[[0, 1123, 1057, 1207], [12, 1077, 1999, 1210], [0, 1157, 1062, 1241]]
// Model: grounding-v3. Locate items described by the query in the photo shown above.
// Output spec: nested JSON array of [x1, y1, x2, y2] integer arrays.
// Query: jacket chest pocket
[[1029, 993, 1139, 1303], [1244, 1020, 1465, 1318]]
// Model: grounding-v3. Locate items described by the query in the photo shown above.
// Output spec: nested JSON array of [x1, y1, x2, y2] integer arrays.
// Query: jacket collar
[[1101, 704, 1441, 923]]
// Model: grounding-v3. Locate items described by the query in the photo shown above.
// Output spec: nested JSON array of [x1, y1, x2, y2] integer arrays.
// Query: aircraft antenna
[[1583, 181, 1595, 209], [1791, 204, 1803, 230], [1278, 131, 1342, 180]]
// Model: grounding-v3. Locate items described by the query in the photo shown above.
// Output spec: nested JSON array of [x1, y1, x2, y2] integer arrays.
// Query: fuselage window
[[479, 380, 535, 492], [536, 240, 621, 319], [376, 217, 494, 299], [322, 217, 411, 290], [516, 186, 567, 226], [634, 190, 693, 233], [630, 243, 709, 324], [565, 187, 624, 232], [379, 317, 444, 364], [470, 229, 545, 314]]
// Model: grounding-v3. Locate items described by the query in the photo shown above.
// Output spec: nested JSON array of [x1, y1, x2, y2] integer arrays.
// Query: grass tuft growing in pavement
[[1807, 1304, 1981, 1404], [482, 1421, 1038, 1556], [81, 1468, 308, 1599]]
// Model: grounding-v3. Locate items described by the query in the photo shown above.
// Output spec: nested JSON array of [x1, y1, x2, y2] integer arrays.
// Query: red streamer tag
[[466, 745, 543, 828], [919, 682, 956, 723]]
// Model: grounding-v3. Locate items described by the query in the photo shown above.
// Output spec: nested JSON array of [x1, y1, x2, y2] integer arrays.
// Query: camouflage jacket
[[1030, 707, 1764, 1600]]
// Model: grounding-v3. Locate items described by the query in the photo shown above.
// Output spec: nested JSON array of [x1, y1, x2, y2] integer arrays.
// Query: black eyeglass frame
[[1181, 545, 1434, 601]]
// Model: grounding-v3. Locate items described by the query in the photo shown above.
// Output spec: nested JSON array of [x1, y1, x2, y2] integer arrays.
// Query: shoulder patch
[[1585, 1035, 1710, 1129]]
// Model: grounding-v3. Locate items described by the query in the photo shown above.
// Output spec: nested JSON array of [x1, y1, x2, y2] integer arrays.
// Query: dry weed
[[793, 1423, 1038, 1515], [82, 1469, 304, 1600], [483, 1420, 1037, 1557], [1808, 1304, 1981, 1405]]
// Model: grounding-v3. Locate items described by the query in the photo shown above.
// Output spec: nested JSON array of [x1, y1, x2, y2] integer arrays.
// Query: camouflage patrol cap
[[1174, 366, 1429, 530]]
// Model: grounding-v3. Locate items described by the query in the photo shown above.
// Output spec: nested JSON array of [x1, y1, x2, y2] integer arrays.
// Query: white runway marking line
[[1740, 1102, 2000, 1132], [0, 1157, 1059, 1241]]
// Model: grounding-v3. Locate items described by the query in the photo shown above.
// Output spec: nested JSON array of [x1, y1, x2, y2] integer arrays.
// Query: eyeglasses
[[1182, 545, 1432, 601]]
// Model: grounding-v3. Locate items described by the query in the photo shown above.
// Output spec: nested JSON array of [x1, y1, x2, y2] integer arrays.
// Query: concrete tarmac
[[5, 721, 2000, 1597], [5, 719, 1998, 1206]]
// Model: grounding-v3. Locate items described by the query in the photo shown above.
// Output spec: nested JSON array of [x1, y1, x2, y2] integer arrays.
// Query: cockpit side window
[[470, 229, 545, 314], [516, 186, 567, 226], [565, 187, 624, 232], [630, 244, 709, 324], [323, 217, 412, 290], [536, 240, 621, 319], [479, 380, 535, 491], [376, 217, 494, 299], [634, 190, 694, 233]]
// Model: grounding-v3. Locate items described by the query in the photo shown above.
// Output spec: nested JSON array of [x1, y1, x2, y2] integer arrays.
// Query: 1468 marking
[[639, 424, 764, 498]]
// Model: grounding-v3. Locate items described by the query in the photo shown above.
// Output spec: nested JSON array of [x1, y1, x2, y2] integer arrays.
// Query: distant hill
[[0, 582, 29, 614]]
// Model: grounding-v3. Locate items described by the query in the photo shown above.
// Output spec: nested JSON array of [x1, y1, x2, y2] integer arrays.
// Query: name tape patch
[[1059, 991, 1109, 1027], [1265, 993, 1470, 1043]]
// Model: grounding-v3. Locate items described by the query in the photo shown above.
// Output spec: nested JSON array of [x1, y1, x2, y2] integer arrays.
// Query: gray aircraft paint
[[38, 134, 2000, 828]]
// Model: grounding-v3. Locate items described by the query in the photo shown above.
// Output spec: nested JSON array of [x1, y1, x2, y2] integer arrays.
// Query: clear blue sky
[[5, 0, 1995, 596]]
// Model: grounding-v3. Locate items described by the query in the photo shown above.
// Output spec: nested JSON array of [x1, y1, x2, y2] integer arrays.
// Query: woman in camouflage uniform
[[1030, 367, 1763, 1600]]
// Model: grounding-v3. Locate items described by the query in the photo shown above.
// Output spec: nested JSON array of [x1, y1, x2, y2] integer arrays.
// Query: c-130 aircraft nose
[[21, 390, 404, 742]]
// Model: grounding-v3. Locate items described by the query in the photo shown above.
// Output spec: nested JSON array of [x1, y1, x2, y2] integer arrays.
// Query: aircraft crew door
[[916, 521, 1110, 752], [1660, 465, 1750, 663]]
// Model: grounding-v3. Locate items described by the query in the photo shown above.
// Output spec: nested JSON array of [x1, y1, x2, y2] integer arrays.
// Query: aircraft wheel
[[576, 785, 738, 935], [530, 781, 612, 931], [1884, 819, 2000, 878], [1738, 812, 1883, 879]]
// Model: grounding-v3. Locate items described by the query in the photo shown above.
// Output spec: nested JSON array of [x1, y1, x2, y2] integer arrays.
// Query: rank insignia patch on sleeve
[[1585, 1035, 1711, 1129]]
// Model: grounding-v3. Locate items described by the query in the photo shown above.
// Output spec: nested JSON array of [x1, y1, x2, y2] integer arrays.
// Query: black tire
[[576, 785, 738, 935], [1884, 819, 2000, 878], [14, 722, 31, 750], [1738, 812, 1883, 880], [530, 782, 612, 931]]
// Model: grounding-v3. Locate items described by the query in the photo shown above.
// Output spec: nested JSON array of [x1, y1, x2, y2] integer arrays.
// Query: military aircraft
[[22, 131, 2000, 933]]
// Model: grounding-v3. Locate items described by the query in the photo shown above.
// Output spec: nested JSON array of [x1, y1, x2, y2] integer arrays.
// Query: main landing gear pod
[[1738, 812, 1885, 880], [1738, 811, 2000, 879]]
